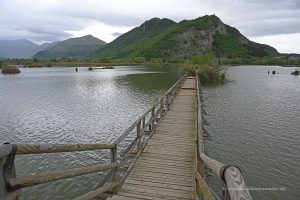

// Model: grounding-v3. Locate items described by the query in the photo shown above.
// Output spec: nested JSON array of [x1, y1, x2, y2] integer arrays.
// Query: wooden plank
[[135, 159, 194, 168], [126, 176, 193, 187], [130, 168, 193, 178], [125, 179, 193, 192], [118, 191, 189, 200], [127, 175, 193, 187], [128, 172, 193, 183], [121, 185, 194, 199]]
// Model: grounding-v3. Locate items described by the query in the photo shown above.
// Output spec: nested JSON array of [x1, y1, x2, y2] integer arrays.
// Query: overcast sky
[[0, 0, 299, 53]]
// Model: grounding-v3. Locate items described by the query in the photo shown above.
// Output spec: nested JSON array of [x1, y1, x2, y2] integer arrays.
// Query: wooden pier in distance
[[0, 73, 252, 200]]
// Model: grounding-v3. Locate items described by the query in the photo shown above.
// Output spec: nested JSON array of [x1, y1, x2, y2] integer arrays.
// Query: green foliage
[[97, 57, 113, 63], [191, 52, 214, 65], [212, 33, 247, 57], [184, 52, 226, 85]]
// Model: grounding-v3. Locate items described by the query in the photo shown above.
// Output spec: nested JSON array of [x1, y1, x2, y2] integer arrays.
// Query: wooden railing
[[195, 71, 253, 200], [0, 73, 188, 200]]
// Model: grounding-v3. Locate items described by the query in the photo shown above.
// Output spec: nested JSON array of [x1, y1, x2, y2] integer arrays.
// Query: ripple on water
[[0, 66, 180, 200], [204, 66, 300, 200]]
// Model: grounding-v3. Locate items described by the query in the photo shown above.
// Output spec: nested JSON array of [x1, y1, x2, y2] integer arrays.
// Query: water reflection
[[0, 66, 181, 200]]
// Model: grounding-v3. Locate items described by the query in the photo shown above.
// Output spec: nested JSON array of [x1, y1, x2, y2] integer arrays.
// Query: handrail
[[0, 72, 188, 200], [195, 71, 252, 200], [8, 162, 120, 189], [15, 143, 115, 154]]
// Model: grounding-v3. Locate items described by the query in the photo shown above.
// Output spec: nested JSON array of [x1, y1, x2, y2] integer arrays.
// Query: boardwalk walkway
[[108, 77, 197, 200]]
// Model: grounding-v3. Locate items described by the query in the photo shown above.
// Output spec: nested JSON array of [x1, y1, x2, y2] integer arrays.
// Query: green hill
[[94, 18, 176, 58], [95, 15, 278, 61], [34, 35, 106, 59]]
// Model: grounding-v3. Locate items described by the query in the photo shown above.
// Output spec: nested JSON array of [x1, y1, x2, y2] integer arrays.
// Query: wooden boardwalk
[[108, 77, 197, 200]]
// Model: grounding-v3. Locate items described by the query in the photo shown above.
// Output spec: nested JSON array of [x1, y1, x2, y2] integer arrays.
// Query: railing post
[[160, 98, 164, 118], [136, 121, 142, 152], [1, 144, 20, 200], [149, 107, 155, 131], [166, 93, 170, 110], [110, 146, 118, 194], [142, 117, 145, 129]]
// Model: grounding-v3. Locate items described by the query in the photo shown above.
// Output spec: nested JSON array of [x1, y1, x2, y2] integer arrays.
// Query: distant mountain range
[[33, 35, 106, 59], [0, 35, 105, 59], [0, 15, 281, 60], [0, 39, 52, 58]]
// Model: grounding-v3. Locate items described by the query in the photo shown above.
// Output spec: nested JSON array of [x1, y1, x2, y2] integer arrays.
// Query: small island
[[291, 69, 299, 75], [1, 65, 20, 74]]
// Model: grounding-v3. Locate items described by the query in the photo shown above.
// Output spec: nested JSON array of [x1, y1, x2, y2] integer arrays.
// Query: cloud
[[250, 33, 300, 54], [65, 21, 134, 43], [0, 0, 299, 52]]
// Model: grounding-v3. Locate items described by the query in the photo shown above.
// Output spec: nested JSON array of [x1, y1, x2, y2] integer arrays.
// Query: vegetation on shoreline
[[1, 52, 299, 84], [223, 55, 300, 67], [183, 52, 226, 85]]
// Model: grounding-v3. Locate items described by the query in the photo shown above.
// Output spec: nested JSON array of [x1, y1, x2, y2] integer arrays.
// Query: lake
[[0, 66, 181, 199], [0, 65, 299, 200], [204, 65, 300, 200]]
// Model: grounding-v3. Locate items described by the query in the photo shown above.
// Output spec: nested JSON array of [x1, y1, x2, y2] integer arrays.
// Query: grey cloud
[[0, 0, 300, 43]]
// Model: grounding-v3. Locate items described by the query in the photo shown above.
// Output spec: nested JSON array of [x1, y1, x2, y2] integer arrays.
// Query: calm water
[[0, 66, 181, 199], [204, 66, 300, 200], [1, 65, 299, 200]]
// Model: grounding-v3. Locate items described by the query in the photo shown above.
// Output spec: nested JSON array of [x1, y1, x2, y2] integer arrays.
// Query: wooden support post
[[110, 147, 118, 194], [136, 121, 142, 153]]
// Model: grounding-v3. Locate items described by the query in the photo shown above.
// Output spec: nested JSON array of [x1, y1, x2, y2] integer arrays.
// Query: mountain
[[0, 39, 50, 58], [34, 35, 106, 59], [94, 18, 176, 57], [95, 15, 278, 61]]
